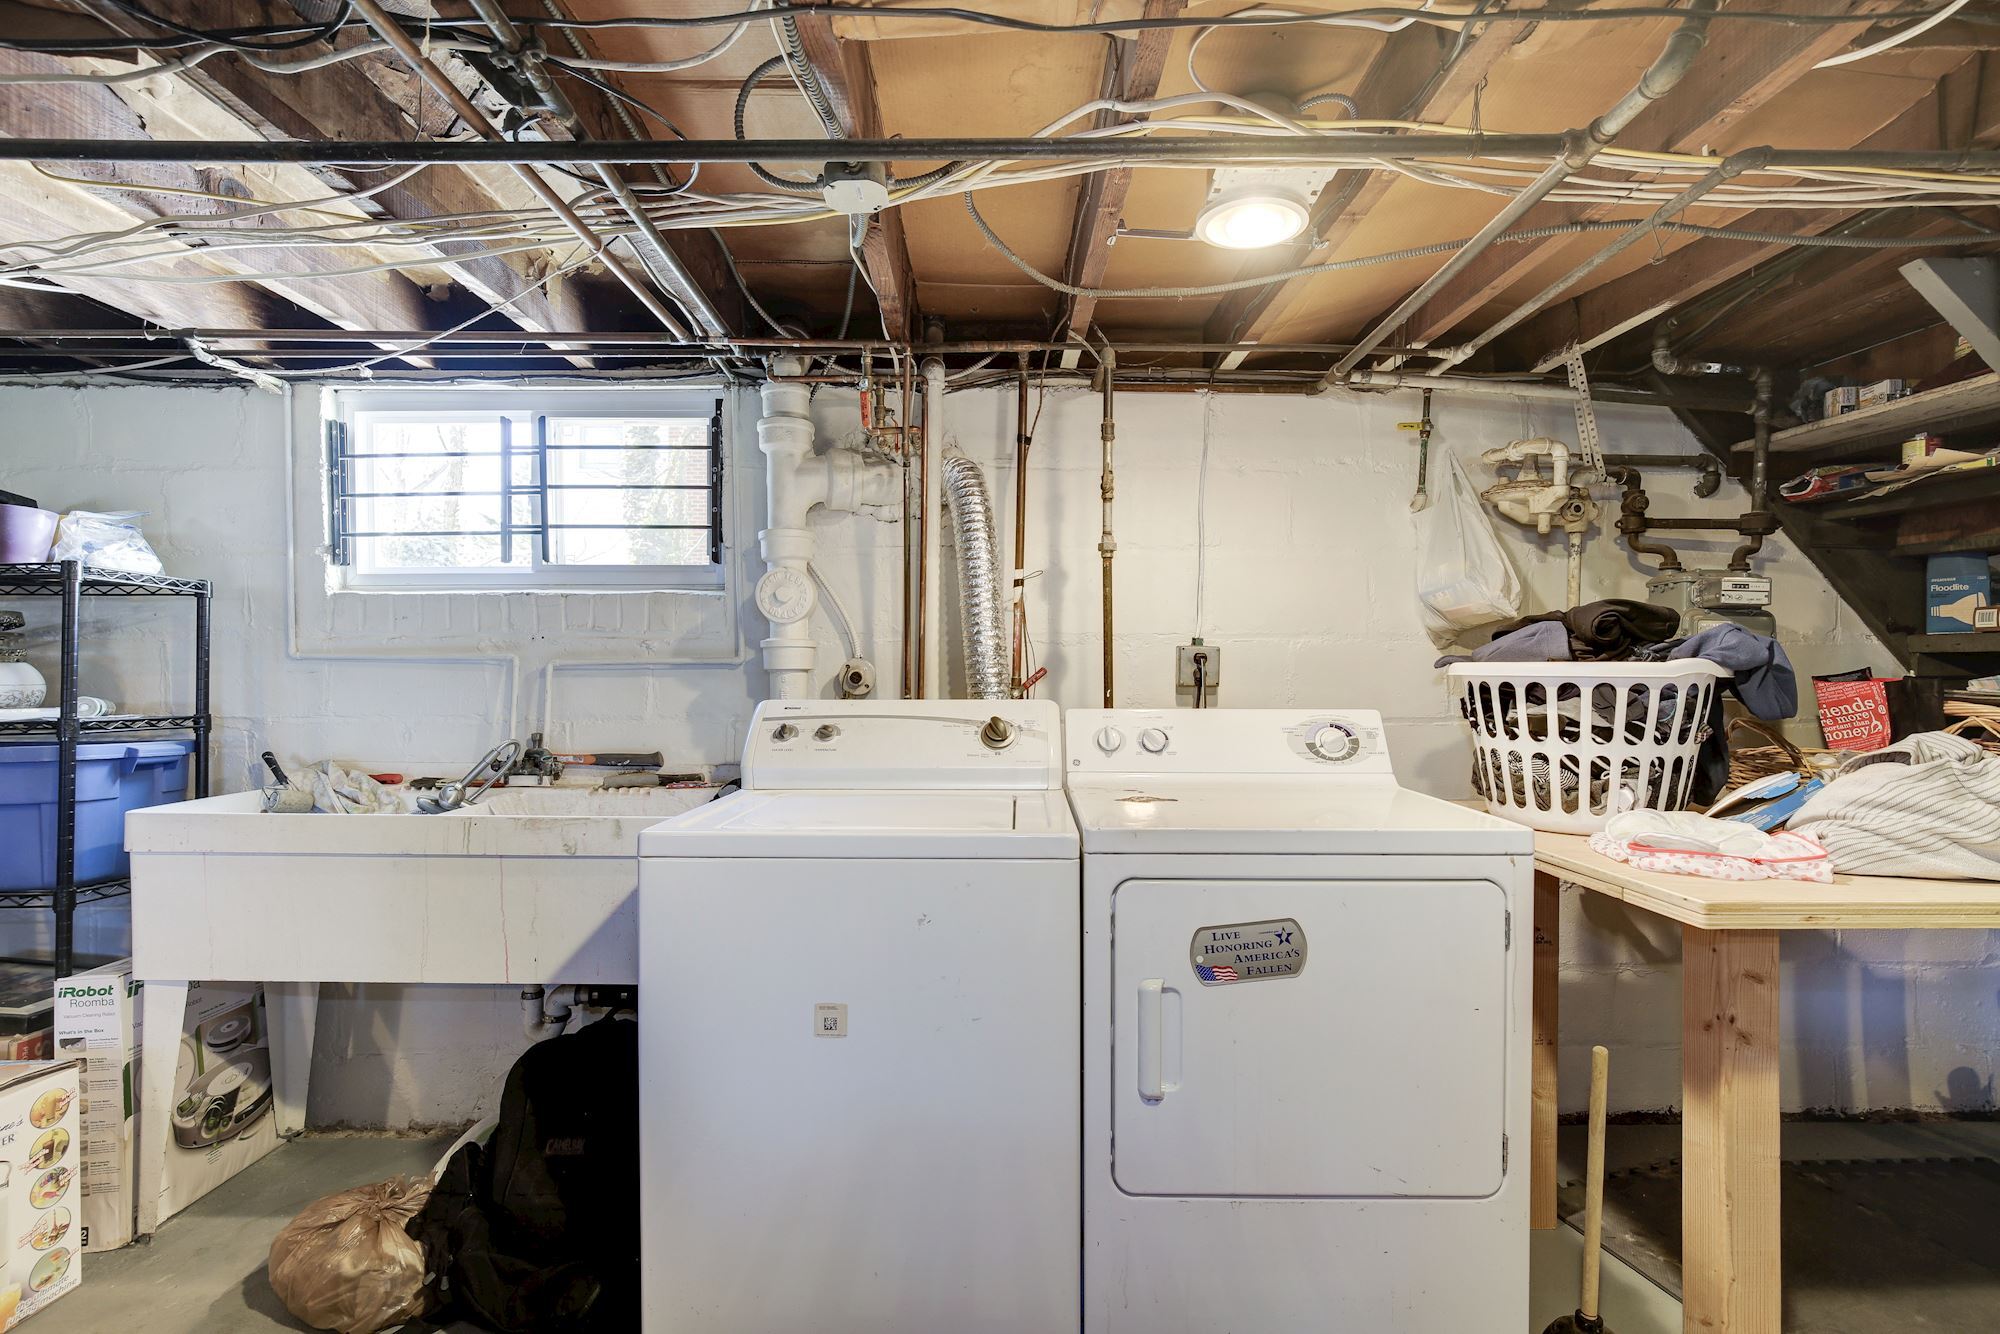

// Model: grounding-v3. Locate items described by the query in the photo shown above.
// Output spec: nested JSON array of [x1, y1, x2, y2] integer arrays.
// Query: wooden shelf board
[[1732, 372, 2000, 458], [1907, 631, 2000, 655], [1804, 467, 2000, 522]]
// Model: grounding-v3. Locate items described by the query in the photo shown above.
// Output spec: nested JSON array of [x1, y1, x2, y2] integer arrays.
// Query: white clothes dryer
[[1066, 708, 1533, 1333]]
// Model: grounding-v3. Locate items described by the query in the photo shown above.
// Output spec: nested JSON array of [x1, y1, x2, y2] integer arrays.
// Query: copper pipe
[[347, 0, 694, 337], [900, 355, 916, 698], [1098, 348, 1116, 708]]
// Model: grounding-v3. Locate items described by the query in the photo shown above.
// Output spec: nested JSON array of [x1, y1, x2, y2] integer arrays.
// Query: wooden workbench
[[1530, 833, 2000, 1334]]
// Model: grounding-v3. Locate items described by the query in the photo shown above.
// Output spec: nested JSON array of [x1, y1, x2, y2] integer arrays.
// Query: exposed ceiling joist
[[1059, 0, 1186, 345], [1704, 211, 2000, 365], [62, 0, 619, 344], [1502, 65, 2000, 369], [1203, 14, 1522, 364], [789, 10, 917, 340], [1386, 0, 1908, 355], [0, 51, 442, 363]]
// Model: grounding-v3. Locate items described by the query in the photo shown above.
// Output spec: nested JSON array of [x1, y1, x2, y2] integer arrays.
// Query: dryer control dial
[[1139, 727, 1170, 754], [1094, 726, 1125, 754], [1307, 722, 1360, 762]]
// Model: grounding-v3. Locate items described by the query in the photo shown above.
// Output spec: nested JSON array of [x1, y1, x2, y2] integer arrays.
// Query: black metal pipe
[[1, 136, 1991, 172], [0, 329, 1440, 356], [0, 133, 1576, 165]]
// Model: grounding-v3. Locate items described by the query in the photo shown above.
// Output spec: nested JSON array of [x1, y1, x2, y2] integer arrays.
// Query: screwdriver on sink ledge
[[553, 749, 663, 770]]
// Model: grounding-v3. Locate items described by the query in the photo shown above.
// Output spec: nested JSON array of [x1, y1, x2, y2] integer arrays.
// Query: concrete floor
[[29, 1133, 460, 1334], [25, 1123, 2000, 1332]]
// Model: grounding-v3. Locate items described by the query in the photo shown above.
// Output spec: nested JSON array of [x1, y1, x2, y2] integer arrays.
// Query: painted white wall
[[0, 378, 1987, 1124]]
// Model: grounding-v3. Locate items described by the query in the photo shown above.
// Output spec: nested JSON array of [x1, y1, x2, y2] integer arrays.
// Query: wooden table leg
[[1682, 926, 1781, 1333], [1532, 869, 1560, 1230]]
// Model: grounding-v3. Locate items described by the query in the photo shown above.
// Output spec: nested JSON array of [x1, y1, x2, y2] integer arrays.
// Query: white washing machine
[[636, 699, 1079, 1334], [1066, 708, 1534, 1332]]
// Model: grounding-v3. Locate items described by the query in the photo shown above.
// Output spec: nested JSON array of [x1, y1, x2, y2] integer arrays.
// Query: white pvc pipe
[[758, 359, 899, 699], [921, 357, 946, 698]]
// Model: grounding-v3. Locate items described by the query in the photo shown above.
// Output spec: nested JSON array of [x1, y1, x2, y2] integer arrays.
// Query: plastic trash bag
[[49, 510, 164, 575], [1413, 449, 1521, 649], [268, 1176, 435, 1334]]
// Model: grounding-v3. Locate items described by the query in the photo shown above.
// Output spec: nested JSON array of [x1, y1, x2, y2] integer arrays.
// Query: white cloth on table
[[1588, 810, 1833, 883]]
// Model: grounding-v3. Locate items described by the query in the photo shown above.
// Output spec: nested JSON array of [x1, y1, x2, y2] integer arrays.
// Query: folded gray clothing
[[1434, 619, 1573, 669]]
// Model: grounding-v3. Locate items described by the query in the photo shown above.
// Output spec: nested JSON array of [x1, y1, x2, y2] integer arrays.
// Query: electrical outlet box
[[1177, 642, 1222, 689]]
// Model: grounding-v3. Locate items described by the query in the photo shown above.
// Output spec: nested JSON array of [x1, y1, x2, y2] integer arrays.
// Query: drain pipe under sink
[[758, 357, 900, 699], [521, 985, 575, 1039]]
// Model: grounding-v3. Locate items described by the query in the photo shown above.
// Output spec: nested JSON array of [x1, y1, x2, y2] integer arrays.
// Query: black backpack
[[409, 1014, 639, 1332]]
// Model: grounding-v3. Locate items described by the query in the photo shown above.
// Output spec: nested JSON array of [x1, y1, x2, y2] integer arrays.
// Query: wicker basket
[[1725, 717, 1837, 788], [1947, 715, 2000, 755]]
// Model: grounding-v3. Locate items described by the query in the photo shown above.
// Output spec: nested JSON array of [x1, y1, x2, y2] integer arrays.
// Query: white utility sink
[[124, 783, 716, 986]]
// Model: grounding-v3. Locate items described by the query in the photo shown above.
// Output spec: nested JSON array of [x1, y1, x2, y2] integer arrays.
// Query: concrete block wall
[[1, 378, 1990, 1124]]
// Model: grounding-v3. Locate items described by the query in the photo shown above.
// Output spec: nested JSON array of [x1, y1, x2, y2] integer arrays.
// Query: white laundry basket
[[1446, 660, 1732, 834]]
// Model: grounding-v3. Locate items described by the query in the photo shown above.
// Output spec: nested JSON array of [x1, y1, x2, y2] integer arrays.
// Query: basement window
[[325, 391, 725, 591]]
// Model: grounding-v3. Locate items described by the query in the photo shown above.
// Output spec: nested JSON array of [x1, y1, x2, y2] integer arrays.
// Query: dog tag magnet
[[1190, 919, 1306, 985]]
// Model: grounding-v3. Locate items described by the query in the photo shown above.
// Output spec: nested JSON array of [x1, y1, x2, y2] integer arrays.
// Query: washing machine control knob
[[813, 724, 840, 741], [980, 715, 1016, 750], [772, 722, 799, 742], [1094, 726, 1124, 753], [1309, 723, 1360, 762], [1139, 727, 1170, 754]]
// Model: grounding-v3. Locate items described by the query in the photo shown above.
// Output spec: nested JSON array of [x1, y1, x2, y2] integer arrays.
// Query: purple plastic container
[[0, 505, 57, 563]]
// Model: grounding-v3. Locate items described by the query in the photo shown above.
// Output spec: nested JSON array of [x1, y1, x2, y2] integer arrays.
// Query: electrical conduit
[[757, 357, 899, 699], [921, 356, 946, 697], [1326, 0, 1718, 382]]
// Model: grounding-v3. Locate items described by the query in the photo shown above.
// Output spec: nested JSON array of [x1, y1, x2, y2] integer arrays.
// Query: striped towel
[[1789, 732, 2000, 880]]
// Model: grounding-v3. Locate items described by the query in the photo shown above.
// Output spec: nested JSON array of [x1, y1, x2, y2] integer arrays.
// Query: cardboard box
[[52, 965, 136, 1254], [156, 983, 281, 1221], [0, 1060, 83, 1326], [1927, 553, 1992, 633], [1814, 675, 1896, 751], [1856, 378, 1909, 410], [1822, 386, 1860, 417]]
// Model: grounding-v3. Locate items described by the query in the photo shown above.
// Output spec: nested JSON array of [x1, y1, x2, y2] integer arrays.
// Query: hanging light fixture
[[1193, 187, 1312, 249]]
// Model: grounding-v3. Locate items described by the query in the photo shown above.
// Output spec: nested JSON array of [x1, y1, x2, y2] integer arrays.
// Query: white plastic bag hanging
[[1413, 448, 1521, 648]]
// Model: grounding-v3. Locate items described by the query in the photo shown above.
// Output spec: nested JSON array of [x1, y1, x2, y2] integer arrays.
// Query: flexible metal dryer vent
[[942, 455, 1010, 701]]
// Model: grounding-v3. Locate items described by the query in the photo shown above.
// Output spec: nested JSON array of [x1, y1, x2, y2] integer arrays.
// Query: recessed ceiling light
[[1193, 189, 1310, 250]]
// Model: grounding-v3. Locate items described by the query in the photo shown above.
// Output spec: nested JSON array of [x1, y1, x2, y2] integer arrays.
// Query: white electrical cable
[[1815, 0, 1970, 68], [550, 19, 751, 71], [1188, 3, 1435, 95], [1192, 392, 1214, 640], [807, 562, 859, 657]]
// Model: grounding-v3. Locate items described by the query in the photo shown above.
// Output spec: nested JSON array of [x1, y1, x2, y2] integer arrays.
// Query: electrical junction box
[[1176, 642, 1222, 703], [822, 162, 891, 215], [1647, 570, 1775, 638]]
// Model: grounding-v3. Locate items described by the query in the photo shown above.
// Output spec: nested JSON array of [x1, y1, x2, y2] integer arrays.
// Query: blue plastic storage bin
[[0, 739, 194, 890]]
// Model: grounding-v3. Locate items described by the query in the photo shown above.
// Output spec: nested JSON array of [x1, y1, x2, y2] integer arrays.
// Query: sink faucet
[[509, 732, 565, 784]]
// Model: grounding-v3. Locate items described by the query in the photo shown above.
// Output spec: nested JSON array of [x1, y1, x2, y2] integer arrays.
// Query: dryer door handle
[[1137, 978, 1166, 1101]]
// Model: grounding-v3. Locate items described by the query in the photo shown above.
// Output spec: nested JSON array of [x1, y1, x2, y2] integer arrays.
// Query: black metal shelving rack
[[0, 562, 210, 974]]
